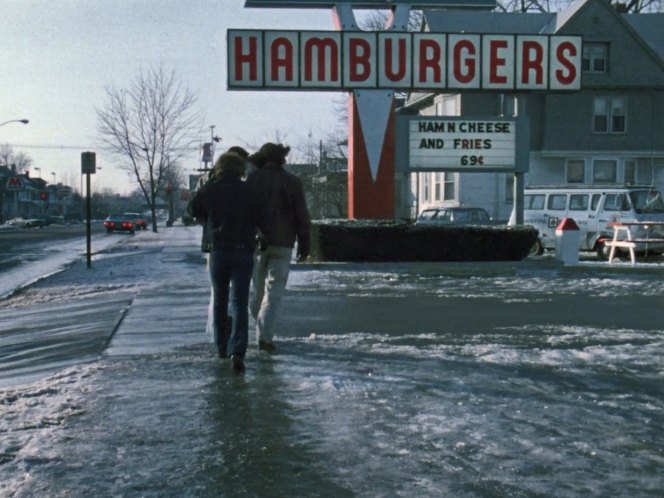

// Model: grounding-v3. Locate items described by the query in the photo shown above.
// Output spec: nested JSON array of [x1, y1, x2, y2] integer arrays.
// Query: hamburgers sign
[[227, 30, 582, 91]]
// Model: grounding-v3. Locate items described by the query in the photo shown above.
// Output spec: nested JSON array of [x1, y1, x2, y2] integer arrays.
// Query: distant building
[[0, 165, 76, 222]]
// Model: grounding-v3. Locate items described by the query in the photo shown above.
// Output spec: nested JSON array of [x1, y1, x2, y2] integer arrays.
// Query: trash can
[[555, 218, 580, 264]]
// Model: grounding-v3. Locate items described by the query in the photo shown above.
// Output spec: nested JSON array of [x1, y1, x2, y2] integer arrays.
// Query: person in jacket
[[190, 146, 250, 345], [189, 151, 257, 374], [247, 142, 310, 354], [194, 146, 250, 253]]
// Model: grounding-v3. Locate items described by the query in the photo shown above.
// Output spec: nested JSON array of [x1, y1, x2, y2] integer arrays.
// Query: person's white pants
[[250, 245, 293, 343]]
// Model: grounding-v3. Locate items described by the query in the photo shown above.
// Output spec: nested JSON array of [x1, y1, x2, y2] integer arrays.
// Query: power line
[[2, 143, 92, 150], [4, 143, 202, 152]]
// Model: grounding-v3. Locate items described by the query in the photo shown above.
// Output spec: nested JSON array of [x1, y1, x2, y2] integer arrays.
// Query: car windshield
[[418, 210, 438, 220], [630, 190, 664, 213]]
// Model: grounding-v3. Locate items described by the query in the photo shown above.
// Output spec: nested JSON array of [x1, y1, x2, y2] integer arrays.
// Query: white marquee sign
[[408, 118, 516, 172], [227, 30, 582, 91]]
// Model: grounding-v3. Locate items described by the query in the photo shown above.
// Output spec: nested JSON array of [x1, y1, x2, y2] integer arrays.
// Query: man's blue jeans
[[209, 247, 254, 358]]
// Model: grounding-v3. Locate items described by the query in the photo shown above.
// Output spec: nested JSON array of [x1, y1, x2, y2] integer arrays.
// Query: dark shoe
[[258, 340, 276, 354], [218, 316, 233, 359], [231, 355, 245, 374]]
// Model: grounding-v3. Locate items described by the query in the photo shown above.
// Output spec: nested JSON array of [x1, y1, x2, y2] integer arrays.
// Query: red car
[[103, 214, 136, 234], [123, 212, 148, 230]]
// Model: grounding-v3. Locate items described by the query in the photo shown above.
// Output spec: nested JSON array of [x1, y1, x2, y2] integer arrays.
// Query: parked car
[[7, 218, 45, 228], [103, 214, 136, 234], [123, 212, 148, 230], [46, 215, 66, 225], [416, 206, 498, 226]]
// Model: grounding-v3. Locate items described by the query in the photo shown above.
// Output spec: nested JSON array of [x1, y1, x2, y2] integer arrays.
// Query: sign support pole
[[331, 4, 410, 219], [513, 95, 529, 225], [86, 172, 92, 268], [81, 152, 96, 268]]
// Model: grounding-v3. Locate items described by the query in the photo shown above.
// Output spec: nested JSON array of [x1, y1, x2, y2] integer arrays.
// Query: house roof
[[423, 0, 664, 65], [423, 10, 555, 34], [624, 14, 664, 61]]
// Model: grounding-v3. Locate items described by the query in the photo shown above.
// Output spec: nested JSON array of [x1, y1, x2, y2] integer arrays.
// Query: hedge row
[[309, 220, 537, 262]]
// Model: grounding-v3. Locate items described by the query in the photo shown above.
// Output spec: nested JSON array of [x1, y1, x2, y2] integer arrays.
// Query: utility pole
[[198, 125, 221, 174]]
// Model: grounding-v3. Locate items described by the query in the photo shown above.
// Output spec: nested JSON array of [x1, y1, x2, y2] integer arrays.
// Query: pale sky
[[0, 0, 350, 194]]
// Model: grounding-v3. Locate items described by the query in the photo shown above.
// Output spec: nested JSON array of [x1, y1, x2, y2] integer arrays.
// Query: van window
[[548, 194, 567, 211], [591, 194, 601, 210], [630, 190, 664, 214], [525, 194, 545, 210], [603, 194, 630, 211], [569, 194, 589, 211]]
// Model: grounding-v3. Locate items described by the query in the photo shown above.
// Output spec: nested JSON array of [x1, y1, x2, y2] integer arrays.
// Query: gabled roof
[[624, 14, 664, 61], [423, 10, 555, 34], [423, 0, 664, 67]]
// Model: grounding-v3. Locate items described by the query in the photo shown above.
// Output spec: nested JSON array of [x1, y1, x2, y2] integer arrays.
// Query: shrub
[[310, 220, 537, 262]]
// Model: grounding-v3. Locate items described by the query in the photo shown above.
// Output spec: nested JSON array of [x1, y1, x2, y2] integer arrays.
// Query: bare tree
[[97, 65, 201, 231], [0, 144, 33, 172]]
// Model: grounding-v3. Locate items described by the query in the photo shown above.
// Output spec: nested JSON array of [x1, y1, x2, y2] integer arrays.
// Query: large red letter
[[234, 36, 258, 82], [555, 41, 577, 86], [304, 38, 339, 82], [489, 39, 508, 84], [384, 38, 407, 82], [418, 39, 441, 84], [270, 37, 294, 81], [349, 38, 372, 82], [453, 40, 476, 84], [521, 41, 544, 85]]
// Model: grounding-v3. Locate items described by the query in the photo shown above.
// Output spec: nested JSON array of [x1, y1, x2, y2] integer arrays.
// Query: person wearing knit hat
[[247, 142, 310, 354], [189, 150, 258, 374]]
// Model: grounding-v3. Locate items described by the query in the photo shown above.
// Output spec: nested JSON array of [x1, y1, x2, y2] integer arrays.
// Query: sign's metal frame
[[396, 116, 518, 173], [245, 0, 497, 8]]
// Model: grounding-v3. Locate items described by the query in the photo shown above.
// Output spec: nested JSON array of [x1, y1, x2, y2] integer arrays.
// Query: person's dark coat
[[189, 173, 257, 251], [247, 160, 310, 259]]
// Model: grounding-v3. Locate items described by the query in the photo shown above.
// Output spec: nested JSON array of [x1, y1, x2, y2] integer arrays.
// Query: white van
[[513, 185, 664, 257]]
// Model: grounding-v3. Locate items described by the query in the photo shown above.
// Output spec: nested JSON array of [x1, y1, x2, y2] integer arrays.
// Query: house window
[[566, 160, 585, 183], [441, 95, 459, 116], [582, 43, 607, 73], [637, 158, 653, 185], [593, 97, 625, 133], [624, 159, 636, 184], [423, 174, 430, 202], [498, 94, 518, 117], [434, 173, 442, 201], [443, 173, 456, 200], [504, 175, 514, 202], [593, 159, 617, 183], [611, 98, 625, 132]]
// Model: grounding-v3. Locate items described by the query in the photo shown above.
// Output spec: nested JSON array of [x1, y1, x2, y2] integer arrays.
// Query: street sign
[[81, 151, 96, 174]]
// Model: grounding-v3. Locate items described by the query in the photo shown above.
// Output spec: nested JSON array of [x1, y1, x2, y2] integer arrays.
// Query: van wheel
[[596, 240, 611, 260], [529, 239, 544, 256]]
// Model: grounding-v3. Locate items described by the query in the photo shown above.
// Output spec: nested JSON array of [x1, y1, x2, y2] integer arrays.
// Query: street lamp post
[[51, 172, 56, 184], [34, 167, 41, 178]]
